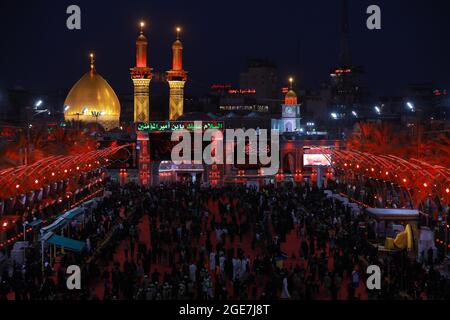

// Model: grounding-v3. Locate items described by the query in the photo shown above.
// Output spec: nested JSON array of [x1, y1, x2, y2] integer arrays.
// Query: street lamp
[[406, 101, 422, 159], [25, 107, 49, 166], [91, 111, 102, 131], [374, 106, 381, 115], [91, 111, 102, 123], [23, 221, 28, 241]]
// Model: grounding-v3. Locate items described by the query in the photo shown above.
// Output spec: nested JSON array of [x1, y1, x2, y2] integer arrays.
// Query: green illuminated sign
[[138, 121, 224, 132]]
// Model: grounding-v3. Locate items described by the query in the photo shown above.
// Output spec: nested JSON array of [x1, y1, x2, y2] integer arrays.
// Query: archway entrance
[[159, 161, 205, 185], [283, 152, 296, 174]]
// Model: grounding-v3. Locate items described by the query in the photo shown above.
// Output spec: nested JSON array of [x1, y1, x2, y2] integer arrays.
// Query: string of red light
[[0, 187, 105, 249], [323, 149, 450, 207]]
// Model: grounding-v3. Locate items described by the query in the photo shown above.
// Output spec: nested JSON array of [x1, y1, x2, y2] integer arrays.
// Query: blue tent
[[28, 219, 43, 228], [46, 234, 86, 252], [62, 207, 85, 221], [40, 207, 85, 234], [41, 217, 66, 234]]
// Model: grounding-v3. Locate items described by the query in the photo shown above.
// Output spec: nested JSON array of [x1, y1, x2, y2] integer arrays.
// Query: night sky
[[1, 0, 450, 96]]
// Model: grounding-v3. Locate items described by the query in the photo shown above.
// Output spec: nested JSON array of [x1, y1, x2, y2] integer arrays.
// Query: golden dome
[[286, 90, 297, 99], [285, 89, 298, 105], [64, 66, 121, 130]]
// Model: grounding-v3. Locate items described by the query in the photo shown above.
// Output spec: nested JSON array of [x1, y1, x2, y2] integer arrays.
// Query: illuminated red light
[[423, 183, 428, 188], [446, 188, 450, 194], [35, 179, 39, 184], [371, 168, 375, 172], [52, 172, 55, 176], [2, 222, 8, 228], [385, 171, 389, 176], [334, 69, 352, 74], [403, 178, 407, 183], [64, 169, 68, 173], [16, 184, 20, 189]]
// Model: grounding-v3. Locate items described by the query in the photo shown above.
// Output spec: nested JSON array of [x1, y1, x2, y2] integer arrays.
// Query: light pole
[[91, 111, 102, 132], [23, 221, 28, 241], [331, 113, 342, 140], [374, 106, 381, 115], [25, 102, 49, 165], [406, 102, 420, 160], [73, 112, 83, 132]]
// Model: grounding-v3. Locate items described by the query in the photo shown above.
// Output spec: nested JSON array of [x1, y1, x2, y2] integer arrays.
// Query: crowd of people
[[1, 181, 450, 300]]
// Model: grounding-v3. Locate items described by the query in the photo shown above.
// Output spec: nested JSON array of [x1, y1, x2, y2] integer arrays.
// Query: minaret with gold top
[[131, 22, 153, 123], [167, 27, 188, 121], [281, 77, 302, 133]]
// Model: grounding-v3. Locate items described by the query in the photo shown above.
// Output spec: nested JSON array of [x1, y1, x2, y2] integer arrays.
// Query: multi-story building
[[239, 59, 278, 111]]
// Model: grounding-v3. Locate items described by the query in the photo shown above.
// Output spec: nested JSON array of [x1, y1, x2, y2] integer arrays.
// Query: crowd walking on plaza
[[1, 182, 449, 300]]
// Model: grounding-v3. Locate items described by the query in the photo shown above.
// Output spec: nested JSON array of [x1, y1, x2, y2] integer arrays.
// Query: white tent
[[367, 208, 419, 221]]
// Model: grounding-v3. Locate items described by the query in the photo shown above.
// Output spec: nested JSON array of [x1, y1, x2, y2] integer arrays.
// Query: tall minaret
[[167, 27, 188, 121], [131, 21, 153, 123]]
